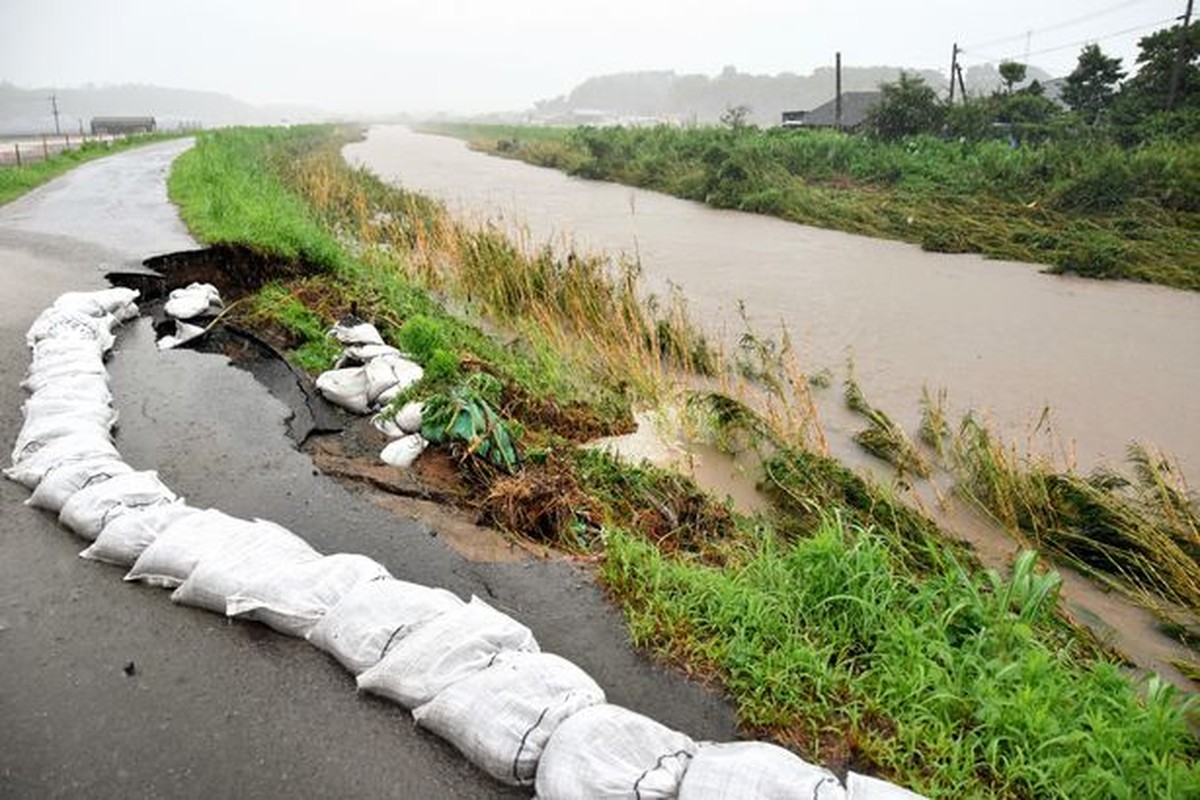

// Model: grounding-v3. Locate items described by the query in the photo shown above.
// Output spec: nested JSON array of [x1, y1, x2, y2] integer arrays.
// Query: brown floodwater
[[346, 125, 1200, 689]]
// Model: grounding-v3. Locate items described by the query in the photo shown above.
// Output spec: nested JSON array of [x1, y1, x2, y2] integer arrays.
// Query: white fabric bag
[[678, 742, 846, 800], [380, 434, 426, 468], [12, 412, 115, 464], [4, 432, 121, 489], [172, 520, 321, 613], [846, 772, 928, 800], [364, 354, 424, 406], [356, 596, 539, 709], [534, 703, 698, 800], [329, 320, 385, 347], [58, 470, 178, 540], [163, 282, 222, 320], [80, 502, 204, 566], [413, 650, 605, 786], [53, 288, 140, 322], [315, 367, 371, 415], [125, 510, 259, 588], [25, 307, 117, 352], [306, 578, 464, 674], [225, 554, 391, 637], [27, 456, 133, 513]]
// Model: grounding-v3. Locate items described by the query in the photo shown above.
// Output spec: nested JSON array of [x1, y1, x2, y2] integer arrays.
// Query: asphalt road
[[0, 140, 736, 799]]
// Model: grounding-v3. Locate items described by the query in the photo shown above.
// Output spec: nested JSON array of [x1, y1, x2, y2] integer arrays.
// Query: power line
[[963, 0, 1162, 51], [962, 16, 1178, 65]]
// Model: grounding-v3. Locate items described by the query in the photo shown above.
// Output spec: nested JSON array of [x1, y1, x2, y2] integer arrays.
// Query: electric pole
[[50, 94, 61, 136], [1167, 0, 1195, 110], [949, 44, 961, 103]]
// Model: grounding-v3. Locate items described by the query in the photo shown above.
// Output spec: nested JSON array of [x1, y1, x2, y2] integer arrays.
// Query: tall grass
[[429, 123, 1200, 291]]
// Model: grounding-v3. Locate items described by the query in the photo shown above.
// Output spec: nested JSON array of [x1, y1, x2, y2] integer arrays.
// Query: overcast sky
[[0, 0, 1186, 114]]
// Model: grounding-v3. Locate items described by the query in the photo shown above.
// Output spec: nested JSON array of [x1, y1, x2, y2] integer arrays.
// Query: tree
[[1062, 44, 1126, 124], [999, 61, 1027, 94], [1118, 24, 1200, 114], [867, 72, 946, 140], [719, 104, 751, 130]]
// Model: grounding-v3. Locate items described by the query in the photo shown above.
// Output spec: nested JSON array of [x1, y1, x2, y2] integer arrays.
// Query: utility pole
[[949, 43, 961, 103], [50, 94, 61, 136], [1168, 0, 1195, 110], [835, 52, 843, 129]]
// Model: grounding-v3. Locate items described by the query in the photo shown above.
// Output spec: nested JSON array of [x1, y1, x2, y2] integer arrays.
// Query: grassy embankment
[[429, 122, 1200, 291], [168, 125, 1200, 797], [0, 133, 181, 206]]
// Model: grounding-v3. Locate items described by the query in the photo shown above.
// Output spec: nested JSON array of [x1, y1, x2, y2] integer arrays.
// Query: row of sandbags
[[314, 320, 429, 469], [6, 288, 926, 800]]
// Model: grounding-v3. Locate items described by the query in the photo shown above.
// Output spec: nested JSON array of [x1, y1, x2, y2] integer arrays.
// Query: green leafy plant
[[420, 372, 520, 472]]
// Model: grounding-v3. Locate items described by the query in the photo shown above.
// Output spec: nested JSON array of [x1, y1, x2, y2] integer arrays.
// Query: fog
[[0, 0, 1184, 115]]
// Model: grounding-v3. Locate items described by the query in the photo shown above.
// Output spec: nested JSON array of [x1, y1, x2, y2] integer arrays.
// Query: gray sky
[[0, 0, 1186, 114]]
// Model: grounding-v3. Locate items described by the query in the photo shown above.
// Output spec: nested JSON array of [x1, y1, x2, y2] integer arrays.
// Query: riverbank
[[427, 123, 1200, 292], [164, 124, 1199, 797]]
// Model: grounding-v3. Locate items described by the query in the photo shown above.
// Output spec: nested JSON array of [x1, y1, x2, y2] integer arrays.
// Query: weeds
[[845, 373, 931, 478]]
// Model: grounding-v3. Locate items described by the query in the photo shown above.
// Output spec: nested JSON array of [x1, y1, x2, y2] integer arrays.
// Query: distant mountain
[[529, 64, 1054, 126], [0, 82, 332, 135]]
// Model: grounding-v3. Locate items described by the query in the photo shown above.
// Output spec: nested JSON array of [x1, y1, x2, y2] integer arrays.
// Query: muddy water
[[346, 126, 1200, 482], [347, 126, 1200, 690]]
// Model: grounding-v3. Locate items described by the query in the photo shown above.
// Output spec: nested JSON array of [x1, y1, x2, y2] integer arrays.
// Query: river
[[346, 125, 1200, 483]]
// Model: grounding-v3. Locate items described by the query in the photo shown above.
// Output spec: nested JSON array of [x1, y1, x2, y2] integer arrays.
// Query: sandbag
[[3, 431, 121, 489], [25, 307, 116, 352], [157, 320, 207, 350], [413, 650, 605, 786], [371, 400, 424, 439], [58, 470, 178, 540], [678, 742, 846, 800], [329, 320, 385, 347], [336, 343, 402, 368], [31, 336, 106, 363], [380, 434, 426, 469], [27, 456, 133, 513], [26, 373, 112, 406], [534, 703, 697, 800], [364, 354, 424, 406], [53, 288, 140, 322], [12, 412, 115, 464], [125, 510, 259, 588], [225, 554, 391, 638], [306, 578, 464, 674], [315, 367, 371, 415], [22, 395, 116, 430], [163, 282, 222, 320], [20, 357, 109, 394], [79, 502, 204, 566], [356, 596, 539, 709], [171, 520, 321, 613], [846, 772, 928, 800]]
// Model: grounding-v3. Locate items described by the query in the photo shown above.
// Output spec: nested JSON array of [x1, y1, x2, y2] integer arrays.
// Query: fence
[[0, 133, 118, 167]]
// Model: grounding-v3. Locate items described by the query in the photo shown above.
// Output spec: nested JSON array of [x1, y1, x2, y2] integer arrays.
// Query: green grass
[[604, 520, 1200, 798], [426, 123, 1200, 291], [0, 133, 182, 206]]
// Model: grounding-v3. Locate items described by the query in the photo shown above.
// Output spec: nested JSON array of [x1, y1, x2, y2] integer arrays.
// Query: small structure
[[780, 91, 882, 132], [90, 116, 157, 136]]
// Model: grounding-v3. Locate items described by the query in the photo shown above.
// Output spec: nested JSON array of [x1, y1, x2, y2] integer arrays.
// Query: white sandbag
[[125, 510, 257, 588], [31, 336, 105, 363], [393, 401, 424, 433], [3, 431, 121, 489], [53, 288, 140, 322], [226, 554, 391, 638], [413, 651, 605, 786], [535, 703, 698, 800], [163, 282, 222, 320], [27, 456, 133, 513], [678, 742, 846, 800], [22, 395, 115, 429], [371, 413, 407, 439], [356, 596, 539, 709], [365, 354, 424, 406], [27, 373, 112, 406], [315, 367, 371, 415], [329, 320, 385, 347], [80, 502, 204, 566], [380, 434, 426, 469], [27, 343, 106, 375], [157, 321, 208, 350], [58, 470, 178, 540], [306, 578, 464, 674], [171, 520, 321, 613], [25, 307, 116, 351], [12, 411, 115, 463], [335, 343, 402, 368], [846, 772, 928, 800]]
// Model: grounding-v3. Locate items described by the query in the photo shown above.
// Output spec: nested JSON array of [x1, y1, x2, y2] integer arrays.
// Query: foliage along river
[[347, 125, 1200, 688]]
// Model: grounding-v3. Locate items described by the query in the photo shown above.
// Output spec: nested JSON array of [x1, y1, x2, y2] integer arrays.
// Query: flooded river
[[347, 125, 1200, 481]]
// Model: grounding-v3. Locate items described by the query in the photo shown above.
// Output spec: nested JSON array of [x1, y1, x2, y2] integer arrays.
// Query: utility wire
[[962, 16, 1178, 65], [963, 0, 1163, 50]]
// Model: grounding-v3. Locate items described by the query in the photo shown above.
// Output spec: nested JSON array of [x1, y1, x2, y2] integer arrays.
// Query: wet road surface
[[0, 141, 735, 798]]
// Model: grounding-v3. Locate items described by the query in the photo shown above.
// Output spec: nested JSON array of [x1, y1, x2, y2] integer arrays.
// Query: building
[[780, 91, 882, 132], [90, 116, 157, 135]]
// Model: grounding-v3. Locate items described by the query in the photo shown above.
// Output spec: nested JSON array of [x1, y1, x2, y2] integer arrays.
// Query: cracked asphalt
[[0, 140, 736, 799]]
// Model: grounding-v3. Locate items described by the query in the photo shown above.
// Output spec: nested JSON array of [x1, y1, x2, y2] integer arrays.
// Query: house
[[780, 91, 882, 131], [90, 116, 157, 135]]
